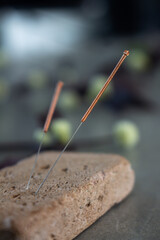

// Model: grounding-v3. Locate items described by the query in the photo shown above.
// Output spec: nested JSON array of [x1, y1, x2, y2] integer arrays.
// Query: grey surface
[[1, 72, 160, 240], [74, 88, 160, 239], [0, 70, 160, 240], [1, 105, 160, 240]]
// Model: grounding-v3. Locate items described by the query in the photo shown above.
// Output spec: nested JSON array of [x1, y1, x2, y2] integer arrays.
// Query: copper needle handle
[[43, 81, 64, 133], [26, 81, 63, 190], [81, 50, 129, 123], [35, 50, 130, 194]]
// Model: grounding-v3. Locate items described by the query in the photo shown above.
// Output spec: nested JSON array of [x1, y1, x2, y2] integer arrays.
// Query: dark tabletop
[[74, 69, 160, 239], [75, 108, 160, 240]]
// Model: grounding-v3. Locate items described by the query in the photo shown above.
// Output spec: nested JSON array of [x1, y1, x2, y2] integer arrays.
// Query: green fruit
[[58, 90, 80, 111], [28, 71, 48, 89], [33, 129, 52, 146], [0, 79, 10, 101], [87, 75, 113, 101], [51, 119, 72, 144], [0, 50, 9, 69], [113, 121, 140, 149], [127, 49, 150, 72]]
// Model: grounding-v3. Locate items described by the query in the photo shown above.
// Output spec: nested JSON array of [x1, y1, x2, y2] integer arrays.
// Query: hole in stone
[[62, 168, 68, 173], [98, 195, 104, 201], [51, 233, 56, 240], [12, 194, 20, 199], [41, 164, 50, 170], [86, 202, 91, 207]]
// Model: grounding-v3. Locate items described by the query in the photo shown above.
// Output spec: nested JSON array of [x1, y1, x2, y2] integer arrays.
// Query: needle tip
[[123, 50, 130, 56], [26, 179, 31, 190]]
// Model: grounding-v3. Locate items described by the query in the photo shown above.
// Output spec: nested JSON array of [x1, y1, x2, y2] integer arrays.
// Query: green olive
[[0, 79, 10, 101], [113, 120, 140, 149], [28, 70, 48, 89], [87, 75, 114, 101], [51, 119, 72, 144], [127, 49, 150, 72], [58, 90, 80, 111], [0, 50, 9, 69], [33, 129, 52, 146]]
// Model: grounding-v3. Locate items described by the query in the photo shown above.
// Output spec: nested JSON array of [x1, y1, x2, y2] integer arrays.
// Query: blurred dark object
[[106, 77, 155, 111], [0, 156, 20, 169], [1, 0, 160, 35], [109, 0, 139, 34], [0, 0, 82, 8]]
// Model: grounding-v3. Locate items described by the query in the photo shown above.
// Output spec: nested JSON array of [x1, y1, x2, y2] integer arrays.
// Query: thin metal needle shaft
[[36, 50, 129, 194], [26, 81, 63, 190], [35, 122, 82, 194], [26, 132, 45, 189]]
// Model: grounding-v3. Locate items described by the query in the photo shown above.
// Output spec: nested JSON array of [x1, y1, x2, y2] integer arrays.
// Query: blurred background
[[0, 0, 160, 163], [0, 0, 160, 164], [0, 1, 160, 238]]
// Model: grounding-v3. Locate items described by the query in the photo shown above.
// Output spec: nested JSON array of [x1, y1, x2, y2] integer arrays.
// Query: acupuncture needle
[[35, 50, 129, 194], [26, 81, 64, 190]]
